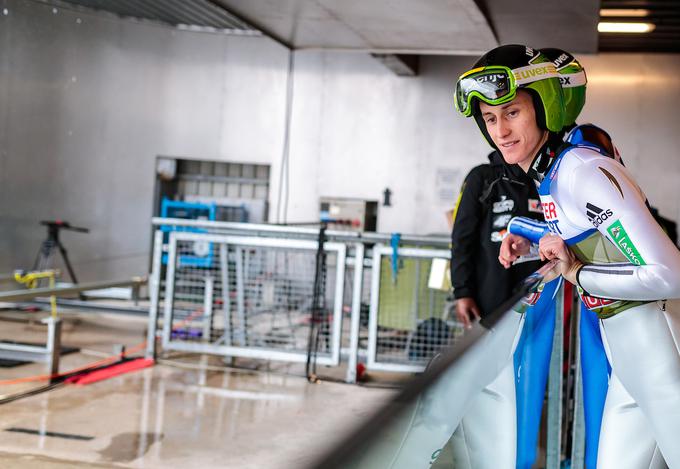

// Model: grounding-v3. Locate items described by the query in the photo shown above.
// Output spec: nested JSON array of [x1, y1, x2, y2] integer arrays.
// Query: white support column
[[346, 243, 365, 383]]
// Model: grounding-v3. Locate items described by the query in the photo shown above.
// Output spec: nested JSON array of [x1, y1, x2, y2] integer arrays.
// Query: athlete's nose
[[495, 118, 511, 140]]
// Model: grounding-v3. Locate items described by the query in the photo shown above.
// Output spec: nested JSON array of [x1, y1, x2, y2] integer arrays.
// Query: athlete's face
[[479, 90, 548, 172]]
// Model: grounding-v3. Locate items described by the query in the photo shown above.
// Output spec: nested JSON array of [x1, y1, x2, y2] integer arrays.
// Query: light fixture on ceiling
[[600, 9, 651, 17], [598, 22, 656, 33]]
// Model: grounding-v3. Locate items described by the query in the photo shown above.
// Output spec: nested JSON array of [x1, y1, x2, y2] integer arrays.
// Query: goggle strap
[[561, 70, 587, 88], [512, 63, 559, 86]]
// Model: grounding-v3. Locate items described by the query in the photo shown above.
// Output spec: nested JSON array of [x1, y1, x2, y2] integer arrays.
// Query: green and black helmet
[[540, 48, 587, 127], [455, 45, 565, 146]]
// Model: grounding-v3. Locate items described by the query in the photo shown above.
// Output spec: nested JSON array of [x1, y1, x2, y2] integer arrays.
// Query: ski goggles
[[455, 63, 559, 116]]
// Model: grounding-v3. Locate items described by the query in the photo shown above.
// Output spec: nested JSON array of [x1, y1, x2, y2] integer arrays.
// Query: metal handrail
[[0, 277, 146, 302], [151, 217, 450, 247]]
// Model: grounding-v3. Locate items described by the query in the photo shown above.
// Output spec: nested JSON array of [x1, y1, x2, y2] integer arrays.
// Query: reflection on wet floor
[[0, 352, 395, 468], [98, 432, 161, 463]]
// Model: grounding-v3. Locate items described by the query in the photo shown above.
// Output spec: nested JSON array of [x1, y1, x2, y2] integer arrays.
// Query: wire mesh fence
[[159, 231, 345, 365], [147, 221, 459, 376], [367, 246, 462, 372]]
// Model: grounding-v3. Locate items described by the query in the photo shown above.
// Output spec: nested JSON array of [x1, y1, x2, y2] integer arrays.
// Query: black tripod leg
[[57, 242, 79, 284], [57, 242, 85, 300], [32, 242, 57, 290]]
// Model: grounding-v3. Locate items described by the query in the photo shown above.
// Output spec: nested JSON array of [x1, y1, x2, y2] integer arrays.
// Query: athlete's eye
[[485, 116, 496, 125], [507, 109, 519, 118]]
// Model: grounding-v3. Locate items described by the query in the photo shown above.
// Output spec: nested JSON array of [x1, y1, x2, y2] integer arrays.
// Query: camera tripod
[[33, 220, 89, 284]]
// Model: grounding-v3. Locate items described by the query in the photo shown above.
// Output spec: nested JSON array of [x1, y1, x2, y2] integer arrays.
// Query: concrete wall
[[0, 0, 289, 280], [1, 0, 680, 280], [285, 52, 481, 236]]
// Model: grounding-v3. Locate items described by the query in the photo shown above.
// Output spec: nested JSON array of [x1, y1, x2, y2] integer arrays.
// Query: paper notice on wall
[[436, 168, 463, 203]]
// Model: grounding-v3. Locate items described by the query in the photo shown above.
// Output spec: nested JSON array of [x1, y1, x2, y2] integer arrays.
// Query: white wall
[[284, 52, 487, 235], [0, 0, 289, 279], [2, 0, 680, 280]]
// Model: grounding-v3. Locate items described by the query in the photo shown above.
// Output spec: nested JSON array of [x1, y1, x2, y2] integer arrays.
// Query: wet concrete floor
[[0, 310, 396, 468]]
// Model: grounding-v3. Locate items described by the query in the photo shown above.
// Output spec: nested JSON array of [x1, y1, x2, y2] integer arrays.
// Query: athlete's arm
[[568, 153, 680, 300], [507, 217, 550, 244]]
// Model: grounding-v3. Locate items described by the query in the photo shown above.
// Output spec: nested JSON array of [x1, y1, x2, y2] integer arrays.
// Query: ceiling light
[[600, 9, 651, 17], [598, 22, 656, 33]]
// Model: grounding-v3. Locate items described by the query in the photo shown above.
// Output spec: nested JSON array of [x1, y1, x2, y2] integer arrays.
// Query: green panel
[[377, 256, 448, 331]]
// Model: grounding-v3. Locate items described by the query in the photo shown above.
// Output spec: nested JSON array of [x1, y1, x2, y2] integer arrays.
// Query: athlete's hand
[[499, 233, 531, 269], [456, 297, 481, 329], [538, 233, 584, 284]]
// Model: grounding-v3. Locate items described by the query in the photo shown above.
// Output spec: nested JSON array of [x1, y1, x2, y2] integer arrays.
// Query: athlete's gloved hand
[[455, 297, 481, 329], [538, 233, 584, 285], [499, 233, 531, 269]]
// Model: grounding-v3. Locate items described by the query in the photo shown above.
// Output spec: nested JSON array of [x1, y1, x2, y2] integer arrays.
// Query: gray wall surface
[[1, 0, 680, 280], [0, 0, 289, 280]]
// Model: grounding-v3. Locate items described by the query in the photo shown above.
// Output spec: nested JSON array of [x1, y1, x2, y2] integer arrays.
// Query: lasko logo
[[586, 203, 613, 228], [542, 201, 562, 234], [607, 220, 646, 265]]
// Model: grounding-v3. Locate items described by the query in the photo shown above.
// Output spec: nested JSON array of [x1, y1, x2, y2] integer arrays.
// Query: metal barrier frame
[[146, 230, 164, 359], [366, 244, 451, 373], [160, 231, 347, 366], [345, 243, 365, 383], [143, 220, 587, 465], [0, 317, 62, 380]]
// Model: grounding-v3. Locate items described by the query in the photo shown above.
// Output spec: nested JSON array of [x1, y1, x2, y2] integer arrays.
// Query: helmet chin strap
[[527, 131, 565, 182]]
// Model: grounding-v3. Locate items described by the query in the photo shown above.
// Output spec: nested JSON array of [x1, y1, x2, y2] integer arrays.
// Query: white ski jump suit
[[537, 141, 680, 468]]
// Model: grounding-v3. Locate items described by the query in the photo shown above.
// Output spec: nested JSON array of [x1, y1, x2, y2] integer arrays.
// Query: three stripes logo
[[586, 203, 613, 228]]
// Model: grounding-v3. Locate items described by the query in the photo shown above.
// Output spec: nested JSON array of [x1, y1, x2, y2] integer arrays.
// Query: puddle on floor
[[98, 432, 163, 463]]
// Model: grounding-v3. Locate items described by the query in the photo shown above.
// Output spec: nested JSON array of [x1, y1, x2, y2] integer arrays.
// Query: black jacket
[[450, 152, 544, 317]]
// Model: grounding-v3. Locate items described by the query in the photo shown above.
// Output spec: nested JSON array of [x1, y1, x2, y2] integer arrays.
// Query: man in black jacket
[[450, 151, 543, 327]]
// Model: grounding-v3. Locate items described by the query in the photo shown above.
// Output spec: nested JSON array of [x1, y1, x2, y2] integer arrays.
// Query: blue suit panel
[[580, 302, 611, 469], [514, 278, 559, 469]]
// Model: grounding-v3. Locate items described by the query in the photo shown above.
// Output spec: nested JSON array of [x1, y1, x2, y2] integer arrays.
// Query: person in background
[[450, 151, 543, 326]]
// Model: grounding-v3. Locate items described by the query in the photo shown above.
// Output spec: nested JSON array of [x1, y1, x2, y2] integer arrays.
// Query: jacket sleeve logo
[[606, 220, 646, 266], [528, 199, 542, 213], [493, 196, 515, 213], [586, 203, 613, 228], [542, 201, 562, 234]]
